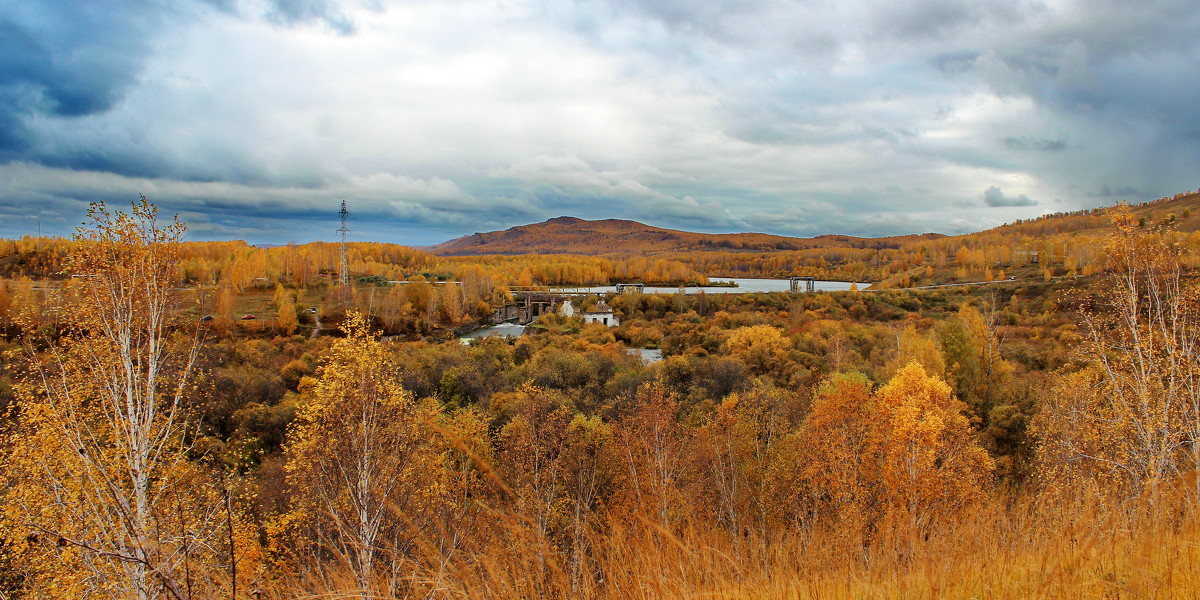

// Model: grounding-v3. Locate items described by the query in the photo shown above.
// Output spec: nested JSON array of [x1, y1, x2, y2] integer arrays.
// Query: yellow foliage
[[282, 312, 463, 594], [882, 324, 947, 382], [724, 324, 791, 376], [4, 198, 256, 598], [871, 363, 994, 532], [276, 284, 298, 334]]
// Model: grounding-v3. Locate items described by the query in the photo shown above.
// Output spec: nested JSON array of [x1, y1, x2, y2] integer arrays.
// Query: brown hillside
[[429, 216, 943, 257], [972, 188, 1200, 238], [869, 188, 1200, 288]]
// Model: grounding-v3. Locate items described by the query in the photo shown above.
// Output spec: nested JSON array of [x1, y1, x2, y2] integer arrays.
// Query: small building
[[559, 299, 576, 317], [581, 300, 619, 327]]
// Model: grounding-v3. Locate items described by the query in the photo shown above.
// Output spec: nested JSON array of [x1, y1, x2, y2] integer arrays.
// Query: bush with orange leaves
[[804, 364, 994, 551]]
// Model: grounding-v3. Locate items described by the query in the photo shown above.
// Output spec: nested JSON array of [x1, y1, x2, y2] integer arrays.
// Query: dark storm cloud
[[1003, 136, 1067, 152], [0, 15, 140, 117], [3, 0, 1200, 244], [0, 0, 220, 177], [1088, 185, 1140, 199], [265, 0, 355, 34], [0, 0, 359, 178], [0, 109, 29, 153], [983, 186, 1036, 207], [0, 161, 540, 245], [0, 2, 163, 155], [953, 1, 1200, 142]]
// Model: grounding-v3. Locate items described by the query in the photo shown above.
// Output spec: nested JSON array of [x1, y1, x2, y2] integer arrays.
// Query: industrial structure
[[338, 200, 350, 304]]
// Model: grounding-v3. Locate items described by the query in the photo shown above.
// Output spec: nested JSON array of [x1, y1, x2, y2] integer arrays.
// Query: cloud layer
[[1, 0, 1198, 244]]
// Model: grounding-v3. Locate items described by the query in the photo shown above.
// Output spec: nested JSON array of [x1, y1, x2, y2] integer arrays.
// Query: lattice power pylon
[[338, 200, 350, 304]]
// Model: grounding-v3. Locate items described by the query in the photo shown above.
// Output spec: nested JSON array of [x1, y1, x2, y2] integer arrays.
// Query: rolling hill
[[428, 216, 944, 257], [426, 189, 1200, 285]]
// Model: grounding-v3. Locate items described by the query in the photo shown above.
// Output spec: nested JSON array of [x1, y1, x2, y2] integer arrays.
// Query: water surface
[[549, 278, 869, 294]]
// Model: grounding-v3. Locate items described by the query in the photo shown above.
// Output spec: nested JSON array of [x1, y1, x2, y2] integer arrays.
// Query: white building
[[581, 300, 619, 327], [558, 299, 576, 317]]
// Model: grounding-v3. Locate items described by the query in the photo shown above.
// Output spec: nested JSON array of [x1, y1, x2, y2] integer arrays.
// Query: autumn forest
[[2, 191, 1200, 599]]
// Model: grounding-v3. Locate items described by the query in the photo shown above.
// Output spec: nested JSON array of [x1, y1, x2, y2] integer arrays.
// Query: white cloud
[[2, 0, 1198, 243]]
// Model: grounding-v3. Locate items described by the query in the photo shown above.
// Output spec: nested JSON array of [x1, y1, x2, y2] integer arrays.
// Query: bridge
[[789, 277, 815, 292]]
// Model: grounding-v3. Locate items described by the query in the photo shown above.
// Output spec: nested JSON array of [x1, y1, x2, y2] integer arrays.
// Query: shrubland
[[0, 198, 1199, 598]]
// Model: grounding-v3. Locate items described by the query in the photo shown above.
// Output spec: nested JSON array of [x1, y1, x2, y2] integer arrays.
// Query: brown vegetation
[[2, 195, 1200, 598]]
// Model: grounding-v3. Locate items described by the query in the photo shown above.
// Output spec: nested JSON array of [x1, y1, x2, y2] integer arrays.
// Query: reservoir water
[[548, 277, 869, 294]]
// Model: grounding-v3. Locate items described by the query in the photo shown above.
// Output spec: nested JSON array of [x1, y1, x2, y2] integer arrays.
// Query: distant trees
[[7, 194, 1200, 597]]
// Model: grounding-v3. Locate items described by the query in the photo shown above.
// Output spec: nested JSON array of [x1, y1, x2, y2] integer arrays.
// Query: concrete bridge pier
[[789, 277, 816, 292]]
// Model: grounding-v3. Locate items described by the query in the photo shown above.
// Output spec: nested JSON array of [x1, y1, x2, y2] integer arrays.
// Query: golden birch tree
[[611, 382, 691, 530], [1039, 205, 1200, 498], [693, 388, 795, 543], [882, 324, 946, 382], [869, 362, 993, 537], [282, 312, 452, 596], [560, 413, 614, 591], [3, 198, 256, 599], [214, 281, 236, 325], [276, 286, 297, 335], [801, 372, 876, 529]]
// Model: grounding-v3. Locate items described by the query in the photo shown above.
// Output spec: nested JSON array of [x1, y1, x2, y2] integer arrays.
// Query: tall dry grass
[[265, 482, 1200, 600]]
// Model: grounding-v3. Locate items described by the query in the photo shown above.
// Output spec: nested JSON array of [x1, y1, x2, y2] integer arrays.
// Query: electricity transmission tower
[[338, 200, 350, 304]]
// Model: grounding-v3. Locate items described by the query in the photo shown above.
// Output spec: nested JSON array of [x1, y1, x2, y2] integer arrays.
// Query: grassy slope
[[873, 190, 1200, 288]]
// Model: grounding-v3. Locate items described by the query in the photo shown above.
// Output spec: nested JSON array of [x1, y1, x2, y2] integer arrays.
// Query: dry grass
[[265, 487, 1200, 600]]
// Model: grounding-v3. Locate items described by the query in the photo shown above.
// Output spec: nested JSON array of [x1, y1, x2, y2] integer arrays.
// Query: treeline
[[0, 237, 708, 290], [431, 215, 930, 256], [0, 235, 716, 340], [4, 192, 1200, 300]]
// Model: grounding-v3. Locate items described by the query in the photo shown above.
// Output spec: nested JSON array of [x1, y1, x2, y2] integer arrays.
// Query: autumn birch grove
[[2, 196, 1200, 598]]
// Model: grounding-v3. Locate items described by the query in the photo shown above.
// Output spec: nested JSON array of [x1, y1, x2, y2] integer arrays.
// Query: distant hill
[[962, 189, 1200, 240], [429, 216, 944, 257], [868, 188, 1200, 288]]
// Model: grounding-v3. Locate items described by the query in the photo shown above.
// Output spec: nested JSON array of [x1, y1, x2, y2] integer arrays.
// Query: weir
[[492, 293, 571, 325]]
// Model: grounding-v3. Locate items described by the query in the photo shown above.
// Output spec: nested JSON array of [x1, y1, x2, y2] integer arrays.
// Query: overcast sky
[[2, 0, 1198, 245]]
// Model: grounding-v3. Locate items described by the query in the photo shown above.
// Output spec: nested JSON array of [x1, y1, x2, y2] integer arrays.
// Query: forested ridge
[[1, 195, 1200, 598], [10, 191, 1199, 294]]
